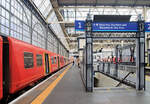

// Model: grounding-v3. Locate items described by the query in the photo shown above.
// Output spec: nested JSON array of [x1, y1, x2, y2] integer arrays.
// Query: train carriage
[[0, 35, 71, 100], [8, 37, 45, 94], [0, 36, 3, 99]]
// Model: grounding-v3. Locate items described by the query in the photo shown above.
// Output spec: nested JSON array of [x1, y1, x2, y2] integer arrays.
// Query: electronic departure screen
[[93, 15, 131, 22]]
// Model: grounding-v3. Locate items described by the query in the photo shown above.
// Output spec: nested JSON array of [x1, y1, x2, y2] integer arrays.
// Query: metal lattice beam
[[50, 0, 71, 45], [57, 0, 150, 7], [23, 0, 69, 52]]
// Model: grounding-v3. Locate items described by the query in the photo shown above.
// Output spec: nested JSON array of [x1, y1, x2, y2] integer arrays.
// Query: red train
[[0, 36, 72, 100]]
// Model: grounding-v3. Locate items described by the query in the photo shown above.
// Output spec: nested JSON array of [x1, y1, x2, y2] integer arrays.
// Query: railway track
[[0, 65, 68, 104]]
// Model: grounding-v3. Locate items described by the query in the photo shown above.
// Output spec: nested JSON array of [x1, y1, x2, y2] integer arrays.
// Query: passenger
[[73, 60, 74, 66], [76, 57, 80, 68], [110, 58, 112, 63], [113, 56, 116, 64], [108, 56, 111, 62], [130, 56, 134, 62]]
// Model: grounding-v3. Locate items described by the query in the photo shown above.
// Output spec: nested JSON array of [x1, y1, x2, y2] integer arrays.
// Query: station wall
[[0, 0, 68, 57]]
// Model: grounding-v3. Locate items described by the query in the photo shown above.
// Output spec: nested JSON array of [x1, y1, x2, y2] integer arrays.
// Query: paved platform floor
[[10, 65, 70, 104], [43, 65, 150, 104]]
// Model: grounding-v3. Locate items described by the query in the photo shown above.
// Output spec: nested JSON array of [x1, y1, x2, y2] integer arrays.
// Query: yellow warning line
[[146, 75, 150, 82], [107, 88, 110, 90], [31, 64, 72, 104]]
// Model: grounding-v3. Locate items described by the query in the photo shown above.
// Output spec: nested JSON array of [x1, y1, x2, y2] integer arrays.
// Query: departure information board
[[75, 20, 150, 32], [92, 22, 138, 32]]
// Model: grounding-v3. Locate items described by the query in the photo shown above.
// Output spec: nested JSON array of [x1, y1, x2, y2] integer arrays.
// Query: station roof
[[58, 0, 150, 6], [31, 0, 150, 51]]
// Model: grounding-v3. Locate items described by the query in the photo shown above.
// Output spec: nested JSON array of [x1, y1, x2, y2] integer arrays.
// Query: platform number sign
[[75, 20, 85, 31], [78, 22, 82, 28], [75, 20, 150, 32], [145, 22, 150, 32]]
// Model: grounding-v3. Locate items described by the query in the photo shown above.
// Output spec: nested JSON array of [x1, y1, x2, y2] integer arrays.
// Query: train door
[[57, 56, 60, 69], [45, 54, 50, 74], [2, 36, 9, 100], [148, 54, 150, 65]]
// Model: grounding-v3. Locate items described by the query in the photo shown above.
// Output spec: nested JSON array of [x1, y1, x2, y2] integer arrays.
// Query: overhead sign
[[92, 22, 138, 32], [75, 20, 85, 31], [75, 20, 150, 32], [145, 22, 150, 32]]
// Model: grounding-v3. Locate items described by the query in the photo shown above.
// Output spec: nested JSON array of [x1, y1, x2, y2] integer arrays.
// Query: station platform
[[10, 64, 150, 104]]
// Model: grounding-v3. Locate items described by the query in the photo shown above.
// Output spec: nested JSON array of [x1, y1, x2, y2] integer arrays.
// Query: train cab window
[[24, 52, 34, 68], [51, 56, 54, 64], [36, 54, 42, 66]]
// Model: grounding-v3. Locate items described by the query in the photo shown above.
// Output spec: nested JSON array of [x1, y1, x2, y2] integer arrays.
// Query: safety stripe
[[31, 64, 72, 104], [146, 75, 150, 82]]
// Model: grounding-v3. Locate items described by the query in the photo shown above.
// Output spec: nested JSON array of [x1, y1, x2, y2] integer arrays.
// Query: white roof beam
[[59, 6, 144, 10]]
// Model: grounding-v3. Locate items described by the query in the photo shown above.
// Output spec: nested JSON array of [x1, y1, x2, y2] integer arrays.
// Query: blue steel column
[[136, 15, 145, 90], [114, 45, 119, 77], [85, 14, 93, 92], [77, 38, 79, 51]]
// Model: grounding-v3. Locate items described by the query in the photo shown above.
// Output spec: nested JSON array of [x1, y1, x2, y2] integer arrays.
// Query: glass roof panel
[[62, 6, 150, 36], [31, 0, 69, 49], [62, 6, 145, 22], [32, 0, 42, 7], [32, 0, 52, 18], [29, 0, 150, 49]]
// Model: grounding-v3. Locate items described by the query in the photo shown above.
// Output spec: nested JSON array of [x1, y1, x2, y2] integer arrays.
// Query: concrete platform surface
[[43, 65, 150, 104], [9, 65, 70, 104]]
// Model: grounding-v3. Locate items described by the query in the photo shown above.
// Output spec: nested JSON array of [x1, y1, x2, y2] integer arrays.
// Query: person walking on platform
[[72, 60, 74, 66], [77, 57, 80, 68]]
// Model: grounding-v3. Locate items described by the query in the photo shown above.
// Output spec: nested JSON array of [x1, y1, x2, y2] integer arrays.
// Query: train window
[[64, 58, 66, 63], [60, 57, 61, 62], [54, 57, 57, 64], [24, 52, 34, 69], [36, 54, 42, 66], [51, 56, 54, 64], [61, 58, 62, 62], [62, 58, 63, 62]]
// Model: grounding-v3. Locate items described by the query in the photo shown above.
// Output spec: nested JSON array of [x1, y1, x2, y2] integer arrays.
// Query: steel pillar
[[136, 15, 145, 90], [106, 63, 110, 74], [85, 14, 94, 92], [114, 45, 119, 77]]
